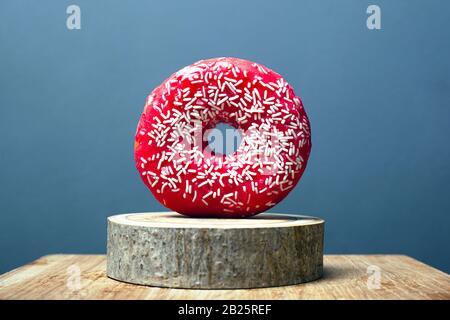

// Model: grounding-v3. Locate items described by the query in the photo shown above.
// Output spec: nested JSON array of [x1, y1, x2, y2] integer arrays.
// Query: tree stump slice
[[107, 212, 324, 289]]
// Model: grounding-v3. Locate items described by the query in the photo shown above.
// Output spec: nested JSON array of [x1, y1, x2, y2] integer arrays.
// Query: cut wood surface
[[107, 212, 324, 289], [0, 255, 449, 299]]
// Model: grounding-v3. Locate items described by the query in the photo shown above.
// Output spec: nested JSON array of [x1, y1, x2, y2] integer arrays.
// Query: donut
[[135, 57, 311, 217]]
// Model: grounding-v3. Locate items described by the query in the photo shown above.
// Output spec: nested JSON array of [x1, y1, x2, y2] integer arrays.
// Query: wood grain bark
[[106, 212, 324, 289]]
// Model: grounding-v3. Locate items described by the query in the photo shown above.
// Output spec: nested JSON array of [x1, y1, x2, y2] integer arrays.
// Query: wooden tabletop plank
[[0, 255, 448, 300]]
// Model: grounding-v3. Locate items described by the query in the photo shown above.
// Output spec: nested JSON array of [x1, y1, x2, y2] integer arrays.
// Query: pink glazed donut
[[135, 57, 311, 217]]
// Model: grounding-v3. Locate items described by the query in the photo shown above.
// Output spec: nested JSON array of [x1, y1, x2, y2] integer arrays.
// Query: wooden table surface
[[0, 255, 448, 300]]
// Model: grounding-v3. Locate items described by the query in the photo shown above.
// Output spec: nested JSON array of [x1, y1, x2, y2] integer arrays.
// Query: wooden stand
[[106, 212, 324, 289]]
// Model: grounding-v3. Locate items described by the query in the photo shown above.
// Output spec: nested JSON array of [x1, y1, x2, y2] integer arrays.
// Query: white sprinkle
[[203, 191, 213, 199]]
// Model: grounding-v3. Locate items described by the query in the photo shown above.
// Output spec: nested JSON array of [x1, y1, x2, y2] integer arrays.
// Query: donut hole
[[205, 122, 242, 157]]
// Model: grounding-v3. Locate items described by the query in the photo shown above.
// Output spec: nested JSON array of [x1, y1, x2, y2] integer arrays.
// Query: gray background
[[1, 0, 449, 274]]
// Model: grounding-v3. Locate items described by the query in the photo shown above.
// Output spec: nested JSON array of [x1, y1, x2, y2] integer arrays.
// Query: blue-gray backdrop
[[1, 0, 449, 274]]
